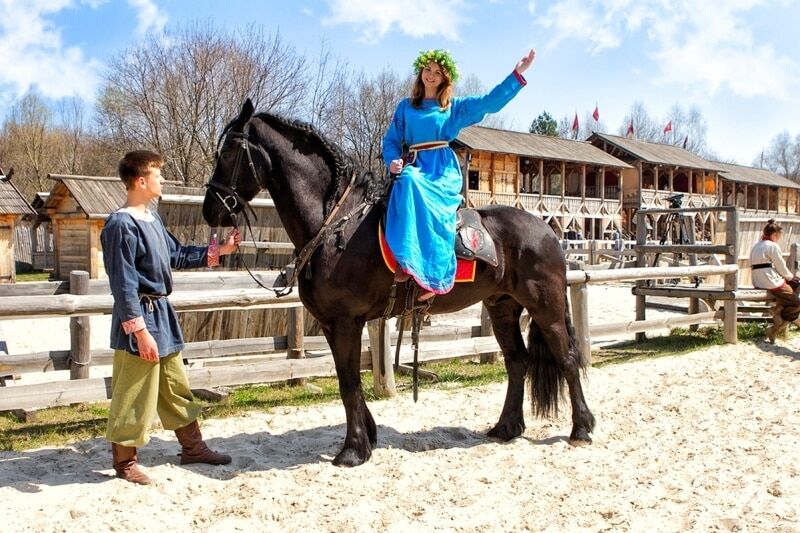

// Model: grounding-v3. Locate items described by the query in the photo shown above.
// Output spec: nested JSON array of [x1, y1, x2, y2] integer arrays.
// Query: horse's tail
[[527, 297, 582, 418]]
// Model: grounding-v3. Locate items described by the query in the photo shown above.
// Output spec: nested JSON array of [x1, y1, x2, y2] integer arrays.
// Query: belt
[[751, 263, 772, 270], [139, 293, 167, 312], [405, 141, 450, 165]]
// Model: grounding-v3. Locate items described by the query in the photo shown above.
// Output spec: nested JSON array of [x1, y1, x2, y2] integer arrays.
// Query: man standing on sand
[[102, 150, 241, 484]]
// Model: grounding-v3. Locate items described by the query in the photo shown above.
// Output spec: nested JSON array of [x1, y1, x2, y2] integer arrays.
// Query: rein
[[207, 119, 380, 297]]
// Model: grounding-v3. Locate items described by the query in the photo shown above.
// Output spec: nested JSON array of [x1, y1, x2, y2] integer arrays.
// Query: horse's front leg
[[326, 317, 376, 467]]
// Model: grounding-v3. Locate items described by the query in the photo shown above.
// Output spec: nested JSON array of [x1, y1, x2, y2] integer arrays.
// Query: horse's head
[[203, 99, 272, 227]]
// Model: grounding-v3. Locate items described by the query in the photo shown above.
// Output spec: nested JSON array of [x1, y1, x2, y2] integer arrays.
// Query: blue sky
[[1, 0, 798, 165]]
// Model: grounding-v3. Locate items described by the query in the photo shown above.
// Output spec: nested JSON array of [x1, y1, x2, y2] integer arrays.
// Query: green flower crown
[[413, 49, 459, 83]]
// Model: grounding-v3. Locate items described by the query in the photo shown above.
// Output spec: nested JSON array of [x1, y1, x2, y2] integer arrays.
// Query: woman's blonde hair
[[410, 63, 454, 110], [763, 218, 783, 237]]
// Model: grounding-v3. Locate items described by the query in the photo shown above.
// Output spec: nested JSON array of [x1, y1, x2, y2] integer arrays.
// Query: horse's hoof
[[568, 428, 593, 446], [487, 420, 525, 442], [332, 447, 371, 467]]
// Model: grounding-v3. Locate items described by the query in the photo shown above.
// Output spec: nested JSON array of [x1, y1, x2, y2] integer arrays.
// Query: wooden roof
[[714, 161, 800, 190], [589, 132, 725, 171], [454, 126, 632, 168], [46, 174, 156, 219], [0, 179, 35, 216]]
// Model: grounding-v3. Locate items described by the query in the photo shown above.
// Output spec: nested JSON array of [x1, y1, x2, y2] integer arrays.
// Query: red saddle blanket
[[378, 224, 476, 283]]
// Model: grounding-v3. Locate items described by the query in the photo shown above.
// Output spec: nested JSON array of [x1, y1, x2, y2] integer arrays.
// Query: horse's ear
[[240, 99, 254, 121]]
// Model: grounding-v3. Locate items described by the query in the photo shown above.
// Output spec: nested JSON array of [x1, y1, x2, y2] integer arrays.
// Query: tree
[[618, 101, 660, 142], [95, 24, 310, 186], [529, 111, 558, 136], [456, 74, 512, 130], [761, 131, 800, 181], [662, 103, 708, 155], [0, 90, 60, 199], [333, 69, 407, 176]]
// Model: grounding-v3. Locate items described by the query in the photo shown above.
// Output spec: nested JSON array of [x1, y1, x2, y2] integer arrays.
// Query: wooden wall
[[156, 195, 320, 340], [0, 215, 14, 283], [471, 151, 518, 194], [55, 219, 91, 280], [714, 214, 800, 286]]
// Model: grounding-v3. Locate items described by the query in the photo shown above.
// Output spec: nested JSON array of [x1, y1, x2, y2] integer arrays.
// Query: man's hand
[[219, 228, 241, 256], [134, 329, 160, 362], [389, 159, 404, 175]]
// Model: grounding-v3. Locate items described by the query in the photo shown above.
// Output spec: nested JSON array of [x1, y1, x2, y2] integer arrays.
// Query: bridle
[[206, 120, 262, 227], [206, 118, 372, 297]]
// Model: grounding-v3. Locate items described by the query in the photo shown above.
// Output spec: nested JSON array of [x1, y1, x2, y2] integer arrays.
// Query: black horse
[[203, 100, 595, 467]]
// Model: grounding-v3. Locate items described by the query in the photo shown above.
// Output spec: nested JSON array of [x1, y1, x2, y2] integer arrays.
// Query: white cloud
[[0, 0, 103, 104], [127, 0, 168, 37], [536, 0, 798, 98], [322, 0, 468, 42]]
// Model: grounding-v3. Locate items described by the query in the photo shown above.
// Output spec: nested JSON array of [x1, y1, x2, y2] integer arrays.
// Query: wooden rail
[[1, 258, 751, 412]]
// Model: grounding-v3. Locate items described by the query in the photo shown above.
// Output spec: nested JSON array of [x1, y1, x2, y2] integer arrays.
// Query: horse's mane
[[257, 112, 372, 217]]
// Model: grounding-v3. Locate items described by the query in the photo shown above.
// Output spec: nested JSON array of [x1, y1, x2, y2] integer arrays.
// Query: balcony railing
[[466, 190, 620, 215]]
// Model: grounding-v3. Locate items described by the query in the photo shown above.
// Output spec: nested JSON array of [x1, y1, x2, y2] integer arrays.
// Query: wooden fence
[[0, 258, 752, 412]]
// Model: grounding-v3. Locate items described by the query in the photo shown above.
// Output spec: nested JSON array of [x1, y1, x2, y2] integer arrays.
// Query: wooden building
[[452, 126, 632, 239], [40, 175, 292, 276], [588, 132, 724, 240], [42, 175, 131, 280], [0, 176, 36, 282], [28, 192, 54, 271], [714, 162, 800, 284]]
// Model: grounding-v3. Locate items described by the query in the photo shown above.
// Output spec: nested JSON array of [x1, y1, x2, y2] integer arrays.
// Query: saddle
[[454, 208, 499, 267]]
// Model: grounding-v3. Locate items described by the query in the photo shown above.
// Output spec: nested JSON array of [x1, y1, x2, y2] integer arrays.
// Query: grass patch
[[0, 358, 509, 452], [593, 322, 768, 367], [14, 271, 51, 282], [0, 323, 773, 452]]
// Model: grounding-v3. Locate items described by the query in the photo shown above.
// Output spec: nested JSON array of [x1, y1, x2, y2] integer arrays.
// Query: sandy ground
[[1, 285, 798, 531]]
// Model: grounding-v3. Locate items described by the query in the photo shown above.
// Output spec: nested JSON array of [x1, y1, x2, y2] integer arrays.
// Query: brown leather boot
[[174, 420, 231, 465], [111, 443, 152, 485], [766, 316, 787, 344]]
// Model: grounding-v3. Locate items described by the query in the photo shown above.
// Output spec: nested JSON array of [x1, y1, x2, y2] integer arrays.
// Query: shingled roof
[[589, 132, 725, 171], [454, 126, 632, 168], [45, 174, 157, 218], [714, 162, 800, 190], [0, 179, 35, 216]]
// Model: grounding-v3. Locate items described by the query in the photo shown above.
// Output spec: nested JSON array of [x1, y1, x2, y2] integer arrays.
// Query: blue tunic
[[101, 209, 209, 358], [382, 71, 526, 293]]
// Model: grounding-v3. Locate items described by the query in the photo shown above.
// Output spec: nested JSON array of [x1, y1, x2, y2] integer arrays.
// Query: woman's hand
[[389, 159, 404, 175], [515, 49, 536, 75], [219, 228, 241, 256]]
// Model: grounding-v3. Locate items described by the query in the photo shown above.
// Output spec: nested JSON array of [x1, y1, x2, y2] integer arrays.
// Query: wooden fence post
[[69, 271, 90, 380], [367, 319, 396, 397], [480, 304, 499, 364], [635, 210, 647, 342], [569, 282, 591, 366], [723, 208, 738, 344], [789, 243, 798, 277], [686, 214, 700, 332], [287, 305, 306, 386]]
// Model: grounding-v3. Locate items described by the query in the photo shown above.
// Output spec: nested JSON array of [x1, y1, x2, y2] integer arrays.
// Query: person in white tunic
[[749, 219, 800, 341]]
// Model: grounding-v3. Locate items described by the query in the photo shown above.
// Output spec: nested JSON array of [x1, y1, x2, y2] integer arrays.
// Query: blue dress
[[382, 71, 526, 293]]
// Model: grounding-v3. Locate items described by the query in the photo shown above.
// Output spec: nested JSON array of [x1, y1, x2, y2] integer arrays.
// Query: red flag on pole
[[663, 120, 672, 134], [592, 104, 599, 122], [682, 134, 688, 149], [571, 113, 579, 139], [626, 119, 634, 138]]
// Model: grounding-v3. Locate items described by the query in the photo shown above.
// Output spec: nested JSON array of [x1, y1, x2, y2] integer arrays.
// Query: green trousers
[[106, 350, 201, 448]]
